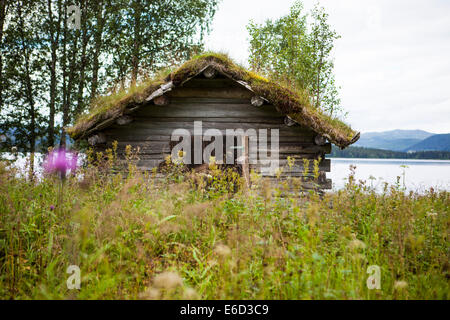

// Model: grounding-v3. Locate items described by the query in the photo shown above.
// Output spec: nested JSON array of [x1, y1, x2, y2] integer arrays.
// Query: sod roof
[[67, 53, 360, 148]]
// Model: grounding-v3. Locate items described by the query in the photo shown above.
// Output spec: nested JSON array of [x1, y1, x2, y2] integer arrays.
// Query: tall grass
[[0, 149, 448, 299]]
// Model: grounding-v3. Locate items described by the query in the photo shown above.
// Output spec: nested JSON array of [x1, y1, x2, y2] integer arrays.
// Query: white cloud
[[204, 0, 450, 133]]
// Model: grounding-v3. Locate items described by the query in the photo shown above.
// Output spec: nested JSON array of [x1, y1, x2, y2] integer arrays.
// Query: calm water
[[329, 158, 450, 192]]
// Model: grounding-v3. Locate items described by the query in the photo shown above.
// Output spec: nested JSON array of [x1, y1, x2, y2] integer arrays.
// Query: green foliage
[[0, 0, 47, 152], [0, 0, 219, 152], [0, 154, 448, 300], [247, 1, 343, 117]]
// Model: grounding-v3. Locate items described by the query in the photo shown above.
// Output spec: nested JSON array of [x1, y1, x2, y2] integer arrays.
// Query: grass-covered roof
[[67, 53, 360, 148]]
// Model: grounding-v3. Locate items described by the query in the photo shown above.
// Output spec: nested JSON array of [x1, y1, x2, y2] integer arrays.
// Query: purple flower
[[43, 148, 78, 176], [50, 205, 55, 211]]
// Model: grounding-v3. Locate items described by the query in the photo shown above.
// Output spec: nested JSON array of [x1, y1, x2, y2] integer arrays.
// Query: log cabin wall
[[91, 73, 332, 189]]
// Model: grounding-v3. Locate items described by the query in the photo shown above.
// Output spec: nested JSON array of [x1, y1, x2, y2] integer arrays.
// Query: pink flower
[[43, 148, 78, 176]]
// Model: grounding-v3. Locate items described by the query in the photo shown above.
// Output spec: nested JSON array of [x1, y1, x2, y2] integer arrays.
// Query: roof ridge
[[67, 53, 360, 148]]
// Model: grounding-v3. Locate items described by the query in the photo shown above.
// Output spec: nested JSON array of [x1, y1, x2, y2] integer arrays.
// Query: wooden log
[[251, 96, 264, 107], [83, 117, 117, 138], [203, 66, 217, 79], [88, 132, 106, 146], [169, 97, 251, 104], [252, 143, 331, 154], [136, 103, 282, 119], [145, 81, 173, 102], [314, 134, 327, 146], [105, 121, 314, 136], [153, 95, 169, 106], [116, 115, 133, 125], [104, 128, 316, 142], [182, 78, 241, 89], [113, 140, 171, 154], [284, 116, 296, 126], [136, 116, 285, 124], [168, 87, 253, 99]]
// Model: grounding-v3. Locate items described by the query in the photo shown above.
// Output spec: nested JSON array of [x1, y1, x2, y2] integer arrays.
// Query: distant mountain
[[355, 130, 435, 151], [405, 134, 450, 152]]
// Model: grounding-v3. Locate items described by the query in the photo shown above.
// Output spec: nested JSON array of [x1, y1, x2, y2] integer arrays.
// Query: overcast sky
[[203, 0, 450, 134]]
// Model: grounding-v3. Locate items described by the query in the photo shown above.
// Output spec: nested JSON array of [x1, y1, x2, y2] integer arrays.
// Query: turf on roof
[[67, 53, 360, 148]]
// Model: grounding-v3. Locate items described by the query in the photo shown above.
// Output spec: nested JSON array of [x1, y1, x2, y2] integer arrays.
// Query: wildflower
[[139, 288, 160, 300], [43, 148, 78, 216], [50, 205, 55, 211], [214, 244, 231, 257], [43, 148, 78, 177], [349, 239, 366, 250], [426, 211, 438, 218], [287, 156, 295, 169], [153, 271, 183, 289], [183, 287, 199, 300], [393, 280, 408, 290]]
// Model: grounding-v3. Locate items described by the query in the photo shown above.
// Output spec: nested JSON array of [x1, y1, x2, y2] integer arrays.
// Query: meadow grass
[[0, 152, 448, 300]]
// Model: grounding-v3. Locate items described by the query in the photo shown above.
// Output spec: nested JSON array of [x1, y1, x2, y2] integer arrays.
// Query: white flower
[[349, 239, 366, 250], [426, 211, 438, 218], [153, 271, 183, 289], [394, 280, 408, 290], [214, 244, 231, 257]]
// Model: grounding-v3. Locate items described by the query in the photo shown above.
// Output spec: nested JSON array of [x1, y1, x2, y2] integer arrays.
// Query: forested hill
[[329, 146, 450, 160], [405, 134, 450, 152], [354, 129, 434, 151]]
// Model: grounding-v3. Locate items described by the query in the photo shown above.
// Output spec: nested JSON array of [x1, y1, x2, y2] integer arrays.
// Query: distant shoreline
[[330, 146, 450, 160]]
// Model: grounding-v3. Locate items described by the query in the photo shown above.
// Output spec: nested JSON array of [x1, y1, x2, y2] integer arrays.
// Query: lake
[[329, 158, 450, 192]]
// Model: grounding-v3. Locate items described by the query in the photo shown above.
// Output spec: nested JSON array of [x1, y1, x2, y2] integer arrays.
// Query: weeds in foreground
[[0, 151, 448, 300]]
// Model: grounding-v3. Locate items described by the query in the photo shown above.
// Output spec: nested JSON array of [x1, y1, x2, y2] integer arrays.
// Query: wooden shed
[[68, 53, 360, 191]]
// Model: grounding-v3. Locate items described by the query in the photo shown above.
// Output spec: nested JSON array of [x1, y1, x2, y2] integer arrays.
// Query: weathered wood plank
[[105, 121, 314, 135], [114, 141, 171, 154], [167, 87, 253, 99], [104, 129, 316, 141], [111, 120, 312, 131], [135, 104, 281, 118], [104, 132, 318, 145], [153, 95, 170, 106], [255, 143, 331, 154], [132, 116, 285, 124], [182, 78, 243, 88], [169, 97, 250, 104], [105, 134, 316, 145]]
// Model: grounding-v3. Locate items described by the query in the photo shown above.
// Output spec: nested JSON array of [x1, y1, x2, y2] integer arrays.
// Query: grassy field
[[0, 152, 448, 300]]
